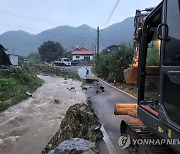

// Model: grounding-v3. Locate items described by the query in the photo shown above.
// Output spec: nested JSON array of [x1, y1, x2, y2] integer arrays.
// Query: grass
[[30, 64, 80, 80], [0, 66, 43, 112]]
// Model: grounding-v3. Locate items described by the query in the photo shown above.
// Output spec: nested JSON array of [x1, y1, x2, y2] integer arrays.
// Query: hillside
[[100, 17, 134, 48], [0, 17, 134, 56]]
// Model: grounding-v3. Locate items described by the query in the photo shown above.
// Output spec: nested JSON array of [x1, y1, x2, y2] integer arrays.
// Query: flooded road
[[0, 75, 86, 154], [78, 66, 93, 79]]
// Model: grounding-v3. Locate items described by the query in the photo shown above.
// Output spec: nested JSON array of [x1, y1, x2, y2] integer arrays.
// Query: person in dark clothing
[[86, 68, 89, 77], [0, 44, 12, 66]]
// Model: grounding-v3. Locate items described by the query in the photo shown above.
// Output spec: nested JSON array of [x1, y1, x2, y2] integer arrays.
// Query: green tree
[[92, 55, 109, 78], [107, 45, 133, 82], [38, 41, 65, 62], [92, 44, 133, 82], [63, 51, 72, 60], [146, 47, 160, 66]]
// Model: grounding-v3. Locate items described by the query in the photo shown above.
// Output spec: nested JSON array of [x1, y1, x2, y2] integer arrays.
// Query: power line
[[0, 22, 43, 32], [98, 0, 121, 44], [0, 9, 100, 50], [104, 0, 121, 29], [0, 9, 62, 25], [0, 9, 100, 46]]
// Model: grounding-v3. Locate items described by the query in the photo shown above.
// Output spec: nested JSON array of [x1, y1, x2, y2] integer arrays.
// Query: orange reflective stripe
[[140, 105, 158, 117]]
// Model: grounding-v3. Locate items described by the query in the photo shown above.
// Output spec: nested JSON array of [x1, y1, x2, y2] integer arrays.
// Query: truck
[[115, 0, 180, 153], [54, 58, 71, 66]]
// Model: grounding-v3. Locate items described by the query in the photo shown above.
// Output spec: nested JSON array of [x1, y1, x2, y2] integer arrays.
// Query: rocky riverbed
[[0, 75, 87, 154]]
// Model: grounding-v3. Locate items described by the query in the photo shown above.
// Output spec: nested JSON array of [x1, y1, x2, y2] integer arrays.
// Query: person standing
[[86, 68, 89, 77]]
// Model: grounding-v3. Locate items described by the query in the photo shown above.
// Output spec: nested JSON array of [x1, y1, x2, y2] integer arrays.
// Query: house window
[[76, 56, 79, 59], [84, 56, 90, 61]]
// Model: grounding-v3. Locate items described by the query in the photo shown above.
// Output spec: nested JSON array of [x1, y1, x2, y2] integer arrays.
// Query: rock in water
[[48, 138, 97, 154], [25, 91, 32, 97], [54, 99, 60, 104], [68, 87, 76, 92], [43, 103, 103, 153]]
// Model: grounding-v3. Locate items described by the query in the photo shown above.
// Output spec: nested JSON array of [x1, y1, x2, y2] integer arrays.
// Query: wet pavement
[[79, 67, 137, 154], [78, 66, 93, 79], [86, 81, 136, 154]]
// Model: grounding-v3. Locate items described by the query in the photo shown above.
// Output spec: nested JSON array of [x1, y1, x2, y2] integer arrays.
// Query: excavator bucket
[[124, 66, 138, 84], [124, 65, 159, 84]]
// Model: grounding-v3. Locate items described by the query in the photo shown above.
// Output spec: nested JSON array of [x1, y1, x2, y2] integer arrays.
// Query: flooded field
[[0, 75, 86, 154]]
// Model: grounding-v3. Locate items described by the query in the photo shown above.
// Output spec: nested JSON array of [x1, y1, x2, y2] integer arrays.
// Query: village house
[[71, 47, 95, 61], [7, 54, 19, 65], [101, 45, 121, 54], [0, 44, 12, 66]]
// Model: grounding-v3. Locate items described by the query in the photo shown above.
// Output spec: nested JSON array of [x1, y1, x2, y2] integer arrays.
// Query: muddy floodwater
[[0, 75, 86, 154]]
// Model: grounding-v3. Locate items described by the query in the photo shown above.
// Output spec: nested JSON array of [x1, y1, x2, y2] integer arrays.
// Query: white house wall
[[10, 55, 18, 65], [72, 55, 94, 61], [90, 56, 93, 60], [79, 55, 84, 60]]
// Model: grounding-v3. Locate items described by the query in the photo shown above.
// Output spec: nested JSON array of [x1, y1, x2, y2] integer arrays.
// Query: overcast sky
[[0, 0, 162, 35]]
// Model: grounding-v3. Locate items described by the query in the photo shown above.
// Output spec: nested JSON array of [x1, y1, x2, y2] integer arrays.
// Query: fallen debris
[[42, 102, 103, 153], [94, 81, 105, 94], [63, 81, 67, 84], [81, 86, 93, 91], [24, 92, 32, 97], [82, 87, 88, 90], [54, 99, 61, 104], [48, 138, 97, 154], [68, 87, 76, 92]]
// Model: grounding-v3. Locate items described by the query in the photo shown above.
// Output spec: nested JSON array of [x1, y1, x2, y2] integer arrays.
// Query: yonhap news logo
[[118, 135, 131, 149], [118, 135, 180, 149]]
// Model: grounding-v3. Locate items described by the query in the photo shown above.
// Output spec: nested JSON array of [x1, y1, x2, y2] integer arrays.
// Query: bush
[[27, 53, 42, 64], [107, 73, 114, 82], [146, 47, 160, 66], [92, 44, 133, 82], [30, 65, 79, 80]]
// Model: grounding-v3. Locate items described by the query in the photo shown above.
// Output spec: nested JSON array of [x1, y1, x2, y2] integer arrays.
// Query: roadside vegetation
[[92, 44, 134, 82], [27, 53, 42, 64], [0, 66, 43, 112], [146, 47, 160, 66], [92, 44, 160, 97], [29, 64, 79, 80]]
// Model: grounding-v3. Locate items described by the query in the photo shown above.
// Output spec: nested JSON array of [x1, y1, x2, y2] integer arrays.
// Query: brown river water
[[0, 75, 86, 154]]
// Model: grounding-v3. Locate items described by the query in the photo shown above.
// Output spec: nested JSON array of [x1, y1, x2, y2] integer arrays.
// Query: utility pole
[[97, 27, 99, 55], [94, 44, 96, 54]]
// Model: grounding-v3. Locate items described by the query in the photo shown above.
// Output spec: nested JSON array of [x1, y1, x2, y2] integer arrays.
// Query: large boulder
[[48, 138, 97, 154], [43, 102, 103, 153]]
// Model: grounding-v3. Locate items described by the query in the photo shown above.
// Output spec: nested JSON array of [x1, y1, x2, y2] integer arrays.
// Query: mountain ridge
[[0, 17, 134, 56]]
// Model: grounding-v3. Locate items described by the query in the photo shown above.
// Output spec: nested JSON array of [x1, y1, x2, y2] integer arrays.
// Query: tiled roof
[[71, 50, 95, 55], [73, 47, 88, 51]]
